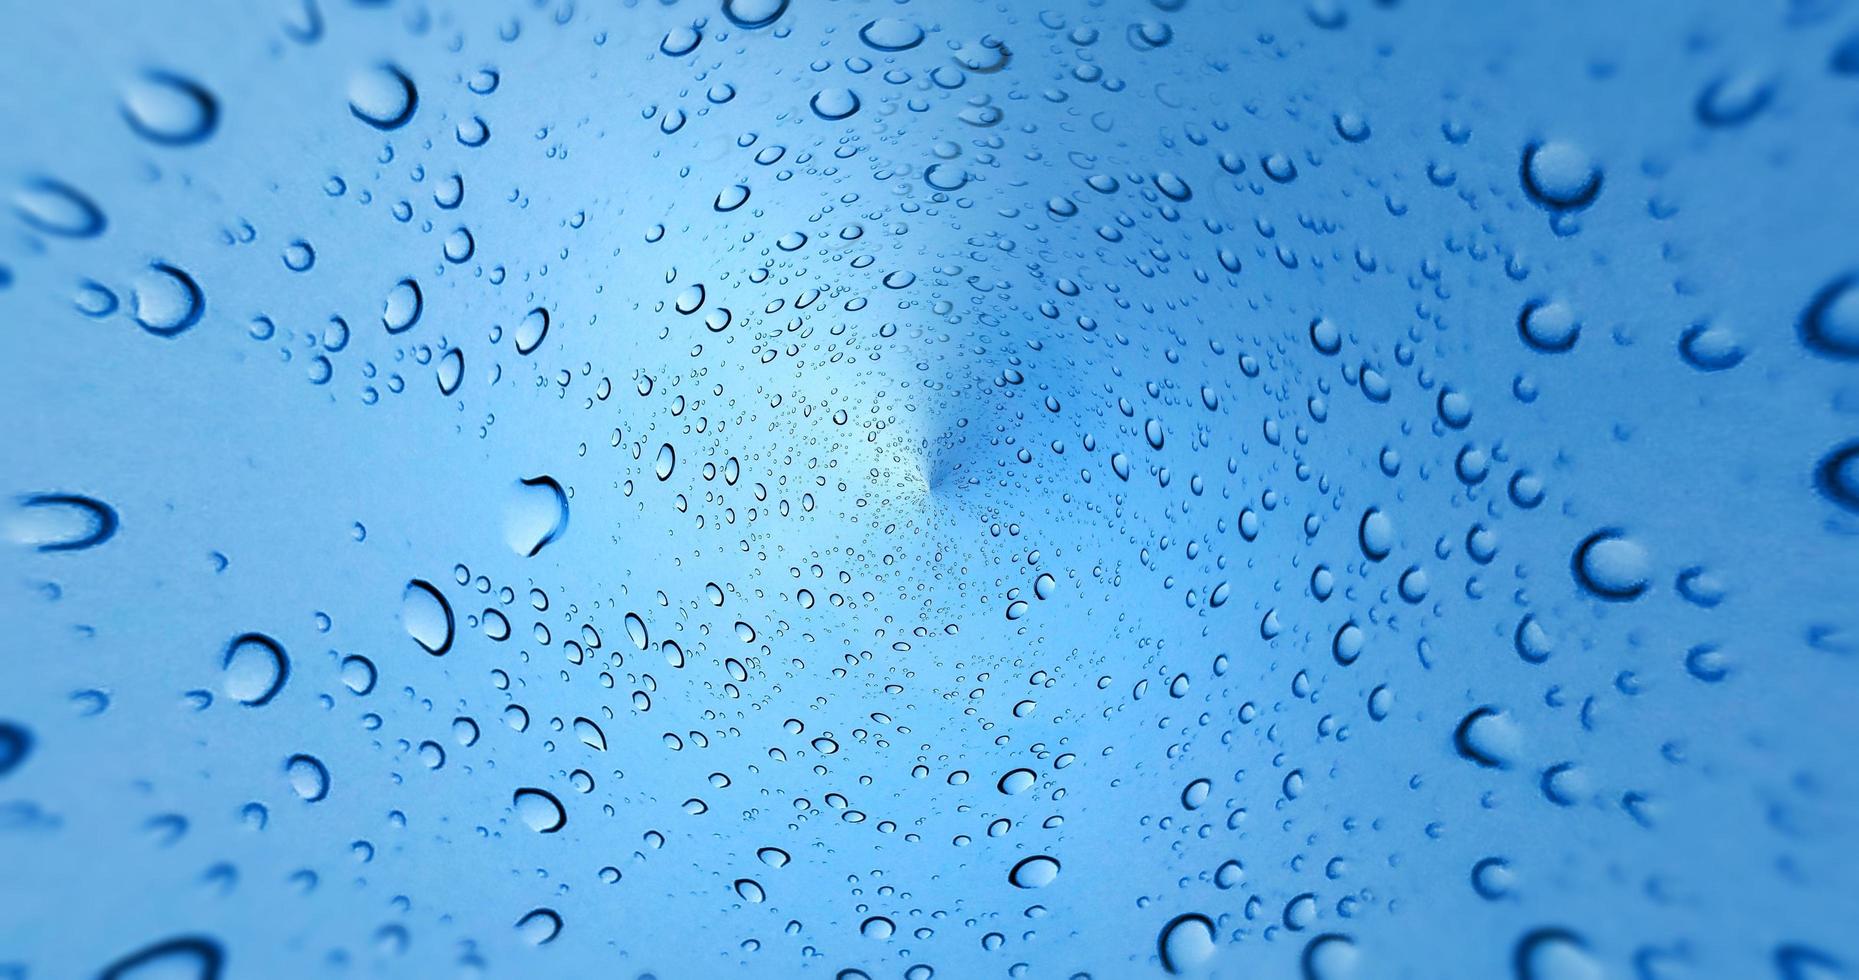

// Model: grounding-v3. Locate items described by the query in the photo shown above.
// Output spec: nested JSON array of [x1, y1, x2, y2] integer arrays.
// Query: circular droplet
[[382, 278, 422, 333], [285, 753, 330, 802], [1520, 140, 1602, 210], [1514, 928, 1602, 980], [1518, 299, 1580, 353], [222, 633, 288, 707], [1158, 913, 1217, 975], [860, 916, 896, 940], [811, 88, 861, 120], [1572, 529, 1651, 601], [348, 64, 419, 130], [514, 788, 567, 832], [131, 262, 205, 337]]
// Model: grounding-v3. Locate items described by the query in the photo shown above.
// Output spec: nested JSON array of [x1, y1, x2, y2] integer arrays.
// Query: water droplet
[[1800, 275, 1859, 360], [97, 935, 225, 979], [514, 787, 566, 832], [285, 753, 330, 802], [12, 178, 106, 238], [121, 71, 219, 146], [860, 18, 925, 51], [1158, 912, 1217, 975], [503, 475, 569, 557], [1520, 140, 1602, 210], [516, 307, 550, 355], [515, 908, 563, 945], [1008, 854, 1060, 888], [6, 493, 118, 552], [401, 579, 455, 655], [721, 0, 788, 29], [221, 632, 288, 707], [131, 262, 205, 337], [348, 64, 418, 130], [1572, 529, 1652, 601], [810, 88, 861, 120]]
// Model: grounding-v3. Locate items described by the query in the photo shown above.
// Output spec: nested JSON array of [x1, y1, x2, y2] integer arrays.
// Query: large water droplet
[[121, 71, 219, 146], [221, 632, 288, 707], [401, 579, 454, 655]]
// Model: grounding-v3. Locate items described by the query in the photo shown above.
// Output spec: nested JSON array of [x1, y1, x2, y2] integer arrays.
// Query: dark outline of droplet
[[340, 654, 377, 695], [1157, 912, 1216, 975], [1539, 763, 1579, 807], [284, 753, 330, 802], [1357, 508, 1391, 562], [1300, 932, 1357, 979], [515, 306, 550, 355], [1775, 944, 1847, 979], [437, 347, 464, 395], [515, 475, 569, 557], [1469, 858, 1512, 900], [98, 934, 225, 980], [121, 70, 221, 147], [17, 493, 119, 552], [1517, 299, 1579, 354], [1571, 528, 1649, 601], [136, 262, 205, 337], [721, 0, 788, 29], [1519, 141, 1601, 211], [349, 64, 419, 131], [383, 277, 422, 333], [515, 907, 564, 944], [1815, 440, 1859, 513], [513, 787, 567, 833], [1008, 854, 1059, 888], [404, 579, 454, 655], [1452, 706, 1509, 769], [222, 632, 289, 707], [1800, 274, 1859, 360], [13, 177, 106, 238], [810, 89, 862, 121], [1513, 926, 1589, 978], [0, 721, 32, 778], [858, 17, 924, 51], [1695, 73, 1773, 128]]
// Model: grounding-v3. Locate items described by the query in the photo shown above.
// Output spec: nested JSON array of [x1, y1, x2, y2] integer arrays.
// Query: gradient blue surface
[[3, 1, 1858, 977]]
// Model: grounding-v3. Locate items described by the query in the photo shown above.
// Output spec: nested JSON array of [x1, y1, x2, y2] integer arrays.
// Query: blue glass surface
[[3, 1, 1857, 977]]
